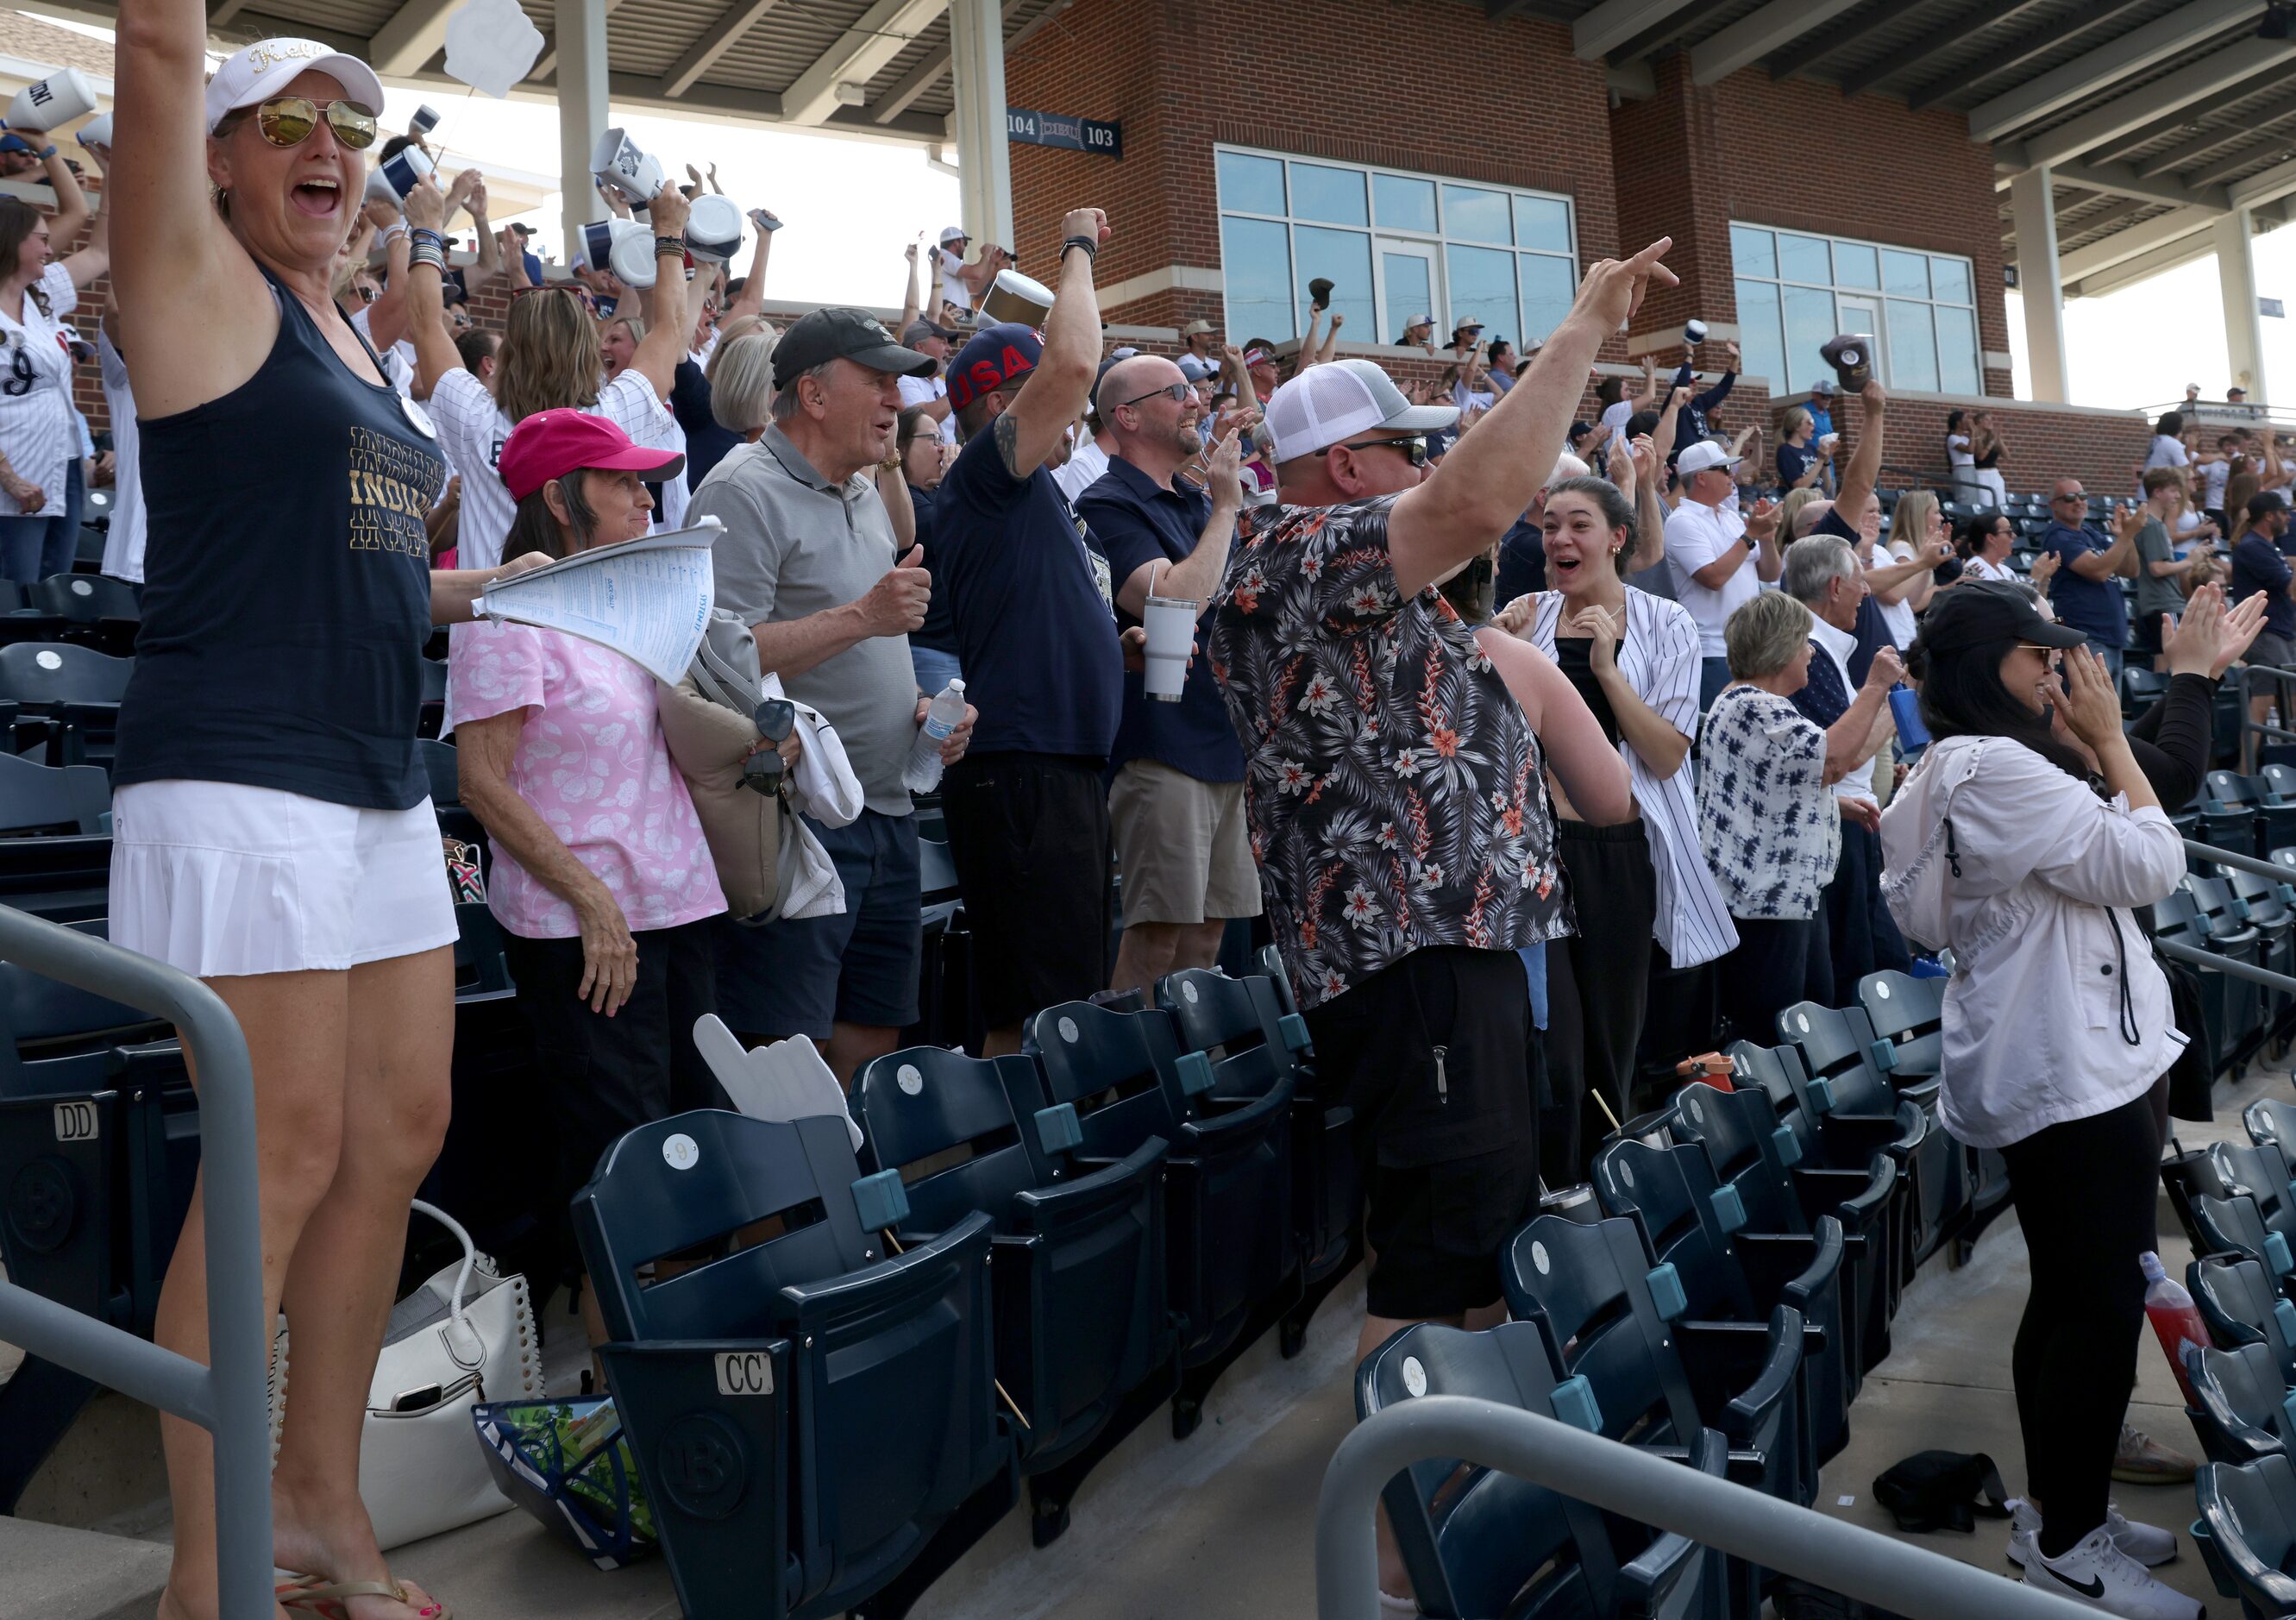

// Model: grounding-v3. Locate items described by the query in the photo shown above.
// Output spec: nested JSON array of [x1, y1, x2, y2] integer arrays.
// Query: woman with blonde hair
[[599, 309, 645, 383], [1876, 487, 1946, 644]]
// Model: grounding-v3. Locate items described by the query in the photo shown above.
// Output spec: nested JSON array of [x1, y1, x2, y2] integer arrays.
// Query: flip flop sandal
[[277, 1575, 449, 1619]]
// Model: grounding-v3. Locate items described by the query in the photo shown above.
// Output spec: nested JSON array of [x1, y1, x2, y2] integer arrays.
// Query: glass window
[[1220, 215, 1294, 341], [1217, 151, 1284, 217], [1886, 300, 1939, 392], [1290, 163, 1368, 228], [1782, 285, 1836, 396], [1730, 223, 1775, 279], [1882, 249, 1930, 299], [1519, 254, 1573, 345], [1295, 226, 1375, 335], [1515, 195, 1571, 254], [1834, 242, 1879, 291], [1446, 243, 1518, 337], [1935, 305, 1979, 395], [1443, 184, 1513, 244], [1383, 252, 1433, 340], [1375, 173, 1437, 235], [1735, 279, 1785, 392], [1930, 256, 1972, 305], [1778, 233, 1831, 285]]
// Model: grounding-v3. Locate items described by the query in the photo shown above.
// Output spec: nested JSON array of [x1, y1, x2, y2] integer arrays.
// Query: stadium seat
[[2165, 1144, 2243, 1259], [1355, 1319, 1731, 1620], [851, 1043, 1172, 1543], [2210, 770, 2296, 857], [2191, 1253, 2296, 1387], [2186, 876, 2267, 1054], [1157, 966, 1357, 1352], [2182, 1340, 2296, 1466], [2220, 867, 2296, 1043], [1667, 1077, 1897, 1379], [29, 574, 136, 656], [1502, 1214, 1804, 1611], [2247, 1097, 2296, 1184], [2196, 1453, 2296, 1615], [2190, 787, 2257, 859], [2122, 667, 2169, 719], [2191, 1190, 2296, 1288], [572, 1109, 1011, 1620], [2154, 889, 2256, 1078], [1854, 970, 1940, 1080], [1592, 1134, 1849, 1475], [0, 752, 109, 921], [0, 643, 128, 768], [2213, 1143, 2296, 1250], [1026, 997, 1295, 1436]]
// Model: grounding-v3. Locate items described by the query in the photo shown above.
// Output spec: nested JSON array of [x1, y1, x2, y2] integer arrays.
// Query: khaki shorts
[[1108, 758, 1263, 927]]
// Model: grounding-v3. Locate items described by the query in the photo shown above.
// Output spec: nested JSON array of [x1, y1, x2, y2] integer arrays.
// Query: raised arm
[[37, 140, 90, 250], [461, 174, 502, 292], [399, 177, 463, 400], [899, 232, 925, 335], [1389, 238, 1676, 600], [1834, 380, 1887, 524], [1823, 646, 1902, 785], [1630, 434, 1667, 572], [58, 143, 109, 288], [991, 207, 1107, 480], [625, 185, 692, 402]]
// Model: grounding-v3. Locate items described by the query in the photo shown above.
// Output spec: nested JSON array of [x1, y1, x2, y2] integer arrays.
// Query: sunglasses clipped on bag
[[740, 699, 796, 794], [248, 96, 379, 152]]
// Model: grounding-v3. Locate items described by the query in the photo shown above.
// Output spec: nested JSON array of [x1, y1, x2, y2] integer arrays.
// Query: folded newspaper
[[470, 520, 719, 686]]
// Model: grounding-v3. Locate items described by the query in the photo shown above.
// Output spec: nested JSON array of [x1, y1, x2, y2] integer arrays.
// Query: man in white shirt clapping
[[1665, 437, 1782, 711]]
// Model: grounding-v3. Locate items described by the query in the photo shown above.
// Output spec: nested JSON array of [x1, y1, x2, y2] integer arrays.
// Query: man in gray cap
[[691, 306, 974, 1085]]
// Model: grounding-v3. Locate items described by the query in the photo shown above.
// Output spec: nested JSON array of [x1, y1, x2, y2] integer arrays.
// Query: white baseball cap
[[1676, 439, 1741, 477], [1263, 359, 1457, 463], [938, 224, 969, 245], [204, 38, 386, 135]]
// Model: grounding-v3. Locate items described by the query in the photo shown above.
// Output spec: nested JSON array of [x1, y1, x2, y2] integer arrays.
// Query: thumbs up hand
[[858, 543, 932, 636]]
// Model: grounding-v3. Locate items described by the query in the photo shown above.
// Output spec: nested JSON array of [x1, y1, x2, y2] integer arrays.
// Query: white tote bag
[[274, 1200, 543, 1550]]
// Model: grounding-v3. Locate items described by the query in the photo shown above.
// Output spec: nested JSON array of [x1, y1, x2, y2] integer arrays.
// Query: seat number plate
[[53, 1101, 97, 1142], [714, 1352, 775, 1396]]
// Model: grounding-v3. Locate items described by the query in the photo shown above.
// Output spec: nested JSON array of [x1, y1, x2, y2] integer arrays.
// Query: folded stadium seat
[[2248, 1097, 2296, 1185], [2219, 867, 2296, 1045], [2191, 787, 2258, 860], [2122, 667, 2170, 721], [571, 1110, 1012, 1620], [1026, 997, 1295, 1438], [2191, 1191, 2296, 1293], [1502, 1214, 1804, 1614], [2196, 1453, 2296, 1615], [2214, 1142, 2296, 1247], [2192, 1253, 2296, 1386], [1856, 970, 2008, 1265], [1156, 967, 1357, 1355], [2153, 889, 2255, 1081], [1355, 1319, 1732, 1620], [2211, 770, 2296, 856], [2177, 879, 2268, 1065], [2165, 1142, 2240, 1259], [418, 656, 447, 739], [851, 1043, 1172, 1546], [1667, 1077, 1896, 1378], [1592, 1134, 1848, 1479], [30, 574, 137, 658], [0, 751, 108, 921], [0, 643, 127, 769], [0, 583, 68, 651], [1256, 944, 1298, 1014], [1772, 1002, 1967, 1283], [2182, 1340, 2296, 1466]]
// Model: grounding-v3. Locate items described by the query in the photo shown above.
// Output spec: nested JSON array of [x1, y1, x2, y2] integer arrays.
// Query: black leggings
[[1999, 1092, 2161, 1557], [1542, 818, 1655, 1187]]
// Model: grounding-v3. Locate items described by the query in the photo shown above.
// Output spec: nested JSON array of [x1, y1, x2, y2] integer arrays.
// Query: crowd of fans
[[35, 19, 2293, 1617]]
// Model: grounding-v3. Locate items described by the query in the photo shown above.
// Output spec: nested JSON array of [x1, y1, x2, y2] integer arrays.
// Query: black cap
[[2251, 489, 2289, 521], [770, 305, 934, 389], [1915, 581, 2086, 656]]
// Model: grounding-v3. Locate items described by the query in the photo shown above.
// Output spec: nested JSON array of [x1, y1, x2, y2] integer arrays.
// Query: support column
[[556, 0, 610, 267], [2217, 206, 2268, 405], [2008, 167, 2068, 403], [948, 0, 1013, 251]]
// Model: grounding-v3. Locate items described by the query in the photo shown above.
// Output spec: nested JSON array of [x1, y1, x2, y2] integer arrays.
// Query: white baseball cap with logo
[[1263, 359, 1458, 464], [938, 224, 969, 245], [204, 38, 386, 135], [1675, 439, 1742, 478]]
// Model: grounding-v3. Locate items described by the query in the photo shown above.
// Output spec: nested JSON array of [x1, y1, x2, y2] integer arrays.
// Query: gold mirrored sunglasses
[[248, 96, 378, 152]]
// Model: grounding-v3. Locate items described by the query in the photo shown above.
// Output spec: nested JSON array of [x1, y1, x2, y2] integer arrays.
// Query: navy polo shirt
[[2233, 532, 2296, 639], [935, 427, 1125, 759], [909, 482, 958, 656], [1494, 512, 1546, 606], [2041, 520, 2128, 648], [672, 359, 743, 490], [1076, 455, 1246, 783]]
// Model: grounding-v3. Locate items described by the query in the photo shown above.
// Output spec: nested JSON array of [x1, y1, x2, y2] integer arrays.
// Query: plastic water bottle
[[902, 679, 967, 794], [2141, 1250, 2209, 1403]]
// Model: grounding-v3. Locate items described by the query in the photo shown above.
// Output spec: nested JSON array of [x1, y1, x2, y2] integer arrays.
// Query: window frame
[[1728, 221, 1982, 398]]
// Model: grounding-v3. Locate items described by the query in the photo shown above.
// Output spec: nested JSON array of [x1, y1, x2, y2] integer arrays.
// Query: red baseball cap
[[499, 410, 686, 501]]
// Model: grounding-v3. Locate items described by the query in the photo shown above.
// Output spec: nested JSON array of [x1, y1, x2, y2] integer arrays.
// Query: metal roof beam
[[1847, 0, 2053, 95], [367, 0, 459, 74], [1570, 0, 1702, 60], [1766, 0, 1920, 82], [1902, 0, 2154, 110], [1690, 0, 1864, 85], [781, 0, 948, 126], [2186, 135, 2296, 188], [868, 0, 1028, 122], [2139, 89, 2296, 175], [1967, 0, 2261, 141], [2018, 40, 2296, 170], [2052, 159, 2226, 210], [2059, 203, 2219, 279], [657, 0, 784, 97]]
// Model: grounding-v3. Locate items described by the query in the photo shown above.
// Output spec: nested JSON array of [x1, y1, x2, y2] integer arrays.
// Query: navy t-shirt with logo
[[935, 425, 1125, 758], [1077, 455, 1245, 783]]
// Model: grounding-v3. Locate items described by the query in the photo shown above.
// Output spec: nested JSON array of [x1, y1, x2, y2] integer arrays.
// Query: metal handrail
[[0, 907, 271, 1617], [2167, 838, 2296, 994], [2234, 666, 2296, 773], [1316, 1397, 2095, 1619]]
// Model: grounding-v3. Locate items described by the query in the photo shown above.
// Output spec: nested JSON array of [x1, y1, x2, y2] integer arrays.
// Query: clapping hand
[[1491, 594, 1539, 636], [1567, 604, 1622, 673], [2046, 645, 2126, 752], [1745, 498, 1780, 541], [2029, 549, 2061, 592], [2165, 582, 2268, 680]]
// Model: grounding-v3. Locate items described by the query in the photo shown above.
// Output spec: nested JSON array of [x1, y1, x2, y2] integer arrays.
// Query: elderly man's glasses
[[2052, 492, 2086, 504], [247, 96, 378, 152], [1339, 434, 1429, 468], [1115, 381, 1194, 410]]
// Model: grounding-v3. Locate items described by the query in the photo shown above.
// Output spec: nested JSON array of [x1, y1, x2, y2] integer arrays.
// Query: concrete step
[[0, 1517, 167, 1620]]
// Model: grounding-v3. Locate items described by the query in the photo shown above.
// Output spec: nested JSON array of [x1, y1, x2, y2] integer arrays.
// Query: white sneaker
[[2023, 1525, 2204, 1618], [2007, 1498, 2179, 1569]]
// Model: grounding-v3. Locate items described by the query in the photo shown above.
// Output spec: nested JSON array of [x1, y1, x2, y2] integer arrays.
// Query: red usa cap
[[946, 323, 1044, 413], [499, 410, 685, 501]]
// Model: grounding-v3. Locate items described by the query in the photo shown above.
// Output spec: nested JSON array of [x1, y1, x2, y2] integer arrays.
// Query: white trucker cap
[[1262, 358, 1458, 463]]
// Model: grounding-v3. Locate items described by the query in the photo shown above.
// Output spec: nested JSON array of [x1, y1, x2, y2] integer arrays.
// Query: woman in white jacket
[[1880, 581, 2194, 1620]]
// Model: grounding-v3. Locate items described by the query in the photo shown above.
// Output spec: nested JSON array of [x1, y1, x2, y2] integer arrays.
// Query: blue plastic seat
[[2197, 1453, 2296, 1615], [2192, 1253, 2296, 1387], [1668, 1077, 1897, 1380], [30, 573, 137, 656], [2214, 1142, 2296, 1250], [1502, 1215, 1804, 1611], [0, 642, 128, 768], [2192, 1190, 2296, 1289], [2248, 1097, 2296, 1186], [851, 1043, 1171, 1543], [2211, 770, 2296, 861], [1157, 966, 1356, 1345], [1854, 970, 1941, 1080], [1592, 1135, 1848, 1477], [572, 1110, 1010, 1620], [2183, 1340, 2296, 1466], [1026, 997, 1295, 1436], [1355, 1320, 1729, 1620], [2186, 875, 2268, 1056]]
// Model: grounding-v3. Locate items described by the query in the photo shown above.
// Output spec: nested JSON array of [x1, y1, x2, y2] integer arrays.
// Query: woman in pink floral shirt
[[451, 413, 781, 1320]]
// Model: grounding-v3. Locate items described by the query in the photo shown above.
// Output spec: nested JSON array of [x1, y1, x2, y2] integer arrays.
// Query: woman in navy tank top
[[110, 26, 551, 1620]]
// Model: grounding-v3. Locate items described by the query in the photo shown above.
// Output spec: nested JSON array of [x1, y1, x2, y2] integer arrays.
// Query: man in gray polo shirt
[[692, 306, 977, 1083]]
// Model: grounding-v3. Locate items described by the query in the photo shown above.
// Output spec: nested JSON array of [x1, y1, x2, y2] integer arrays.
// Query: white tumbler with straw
[[1140, 562, 1194, 703]]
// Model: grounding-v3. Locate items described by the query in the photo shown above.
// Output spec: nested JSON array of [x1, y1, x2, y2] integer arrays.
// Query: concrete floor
[[8, 1054, 2286, 1619]]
